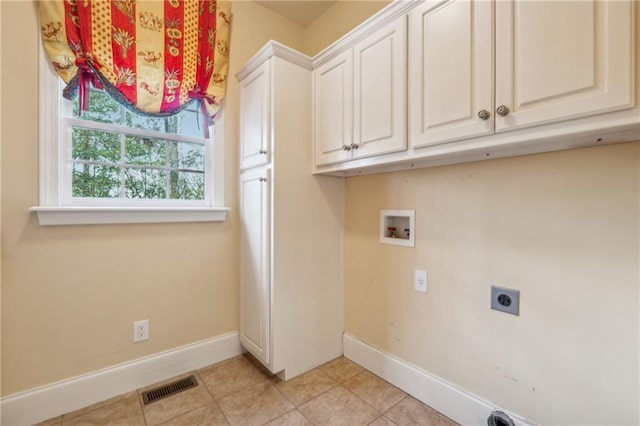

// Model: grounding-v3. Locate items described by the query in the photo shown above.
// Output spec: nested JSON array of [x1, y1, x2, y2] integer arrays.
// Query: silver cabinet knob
[[496, 105, 510, 117], [259, 177, 267, 182], [350, 143, 360, 150], [258, 149, 267, 154], [478, 110, 491, 121], [342, 144, 352, 151]]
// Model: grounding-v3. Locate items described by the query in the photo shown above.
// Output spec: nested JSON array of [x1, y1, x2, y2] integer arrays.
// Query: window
[[65, 89, 207, 203], [32, 45, 228, 225]]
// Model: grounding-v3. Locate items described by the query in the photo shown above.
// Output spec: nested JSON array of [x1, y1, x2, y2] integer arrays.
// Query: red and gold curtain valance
[[40, 0, 231, 125]]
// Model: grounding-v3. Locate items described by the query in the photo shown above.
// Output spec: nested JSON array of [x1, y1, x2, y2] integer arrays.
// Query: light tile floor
[[36, 355, 458, 426]]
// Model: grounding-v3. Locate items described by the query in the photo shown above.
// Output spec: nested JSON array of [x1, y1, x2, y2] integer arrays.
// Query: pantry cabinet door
[[239, 168, 270, 365], [314, 49, 354, 166], [409, 0, 494, 148], [494, 0, 634, 132], [353, 15, 407, 158], [240, 61, 271, 170]]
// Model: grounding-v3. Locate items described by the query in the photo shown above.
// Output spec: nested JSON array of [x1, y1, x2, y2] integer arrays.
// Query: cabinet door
[[239, 168, 270, 364], [495, 0, 633, 132], [354, 15, 407, 158], [314, 49, 354, 166], [240, 60, 271, 170], [409, 0, 494, 148]]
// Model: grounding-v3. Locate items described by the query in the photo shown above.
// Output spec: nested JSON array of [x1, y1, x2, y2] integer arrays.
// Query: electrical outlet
[[491, 286, 520, 316], [134, 319, 149, 343], [414, 270, 427, 293]]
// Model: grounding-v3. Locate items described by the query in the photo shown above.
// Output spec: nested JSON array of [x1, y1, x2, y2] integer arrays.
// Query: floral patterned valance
[[40, 0, 231, 128]]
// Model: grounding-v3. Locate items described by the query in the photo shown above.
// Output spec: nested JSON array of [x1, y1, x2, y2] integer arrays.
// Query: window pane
[[125, 136, 167, 167], [170, 171, 205, 200], [72, 127, 121, 163], [123, 108, 204, 137], [68, 89, 209, 138], [169, 142, 205, 171], [125, 168, 167, 199], [72, 164, 121, 198], [176, 107, 206, 138], [72, 90, 123, 124], [124, 110, 175, 133], [64, 86, 212, 203]]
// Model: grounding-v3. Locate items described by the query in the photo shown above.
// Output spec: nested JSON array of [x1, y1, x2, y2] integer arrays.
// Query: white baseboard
[[1, 332, 242, 426], [343, 333, 536, 426]]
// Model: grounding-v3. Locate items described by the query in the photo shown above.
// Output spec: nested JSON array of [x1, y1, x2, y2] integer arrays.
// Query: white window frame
[[31, 42, 229, 225]]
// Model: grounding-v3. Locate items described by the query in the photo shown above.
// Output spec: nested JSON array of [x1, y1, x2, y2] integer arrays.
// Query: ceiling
[[255, 1, 337, 27]]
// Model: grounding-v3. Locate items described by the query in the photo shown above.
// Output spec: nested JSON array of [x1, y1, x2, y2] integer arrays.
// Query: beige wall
[[303, 0, 389, 56], [344, 142, 640, 425], [0, 1, 305, 396]]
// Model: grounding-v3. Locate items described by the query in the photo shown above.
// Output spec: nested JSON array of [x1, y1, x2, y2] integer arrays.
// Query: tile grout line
[[269, 383, 318, 425], [271, 380, 296, 406], [341, 381, 384, 417], [379, 395, 408, 424], [201, 362, 285, 426], [135, 389, 149, 426], [59, 392, 131, 423], [345, 369, 410, 417], [297, 382, 341, 410], [331, 367, 387, 418], [367, 415, 391, 426], [293, 362, 366, 413], [212, 374, 271, 402], [297, 408, 317, 426], [195, 369, 235, 426]]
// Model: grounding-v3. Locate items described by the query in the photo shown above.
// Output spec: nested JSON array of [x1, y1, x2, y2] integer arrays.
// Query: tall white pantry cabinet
[[236, 42, 344, 380]]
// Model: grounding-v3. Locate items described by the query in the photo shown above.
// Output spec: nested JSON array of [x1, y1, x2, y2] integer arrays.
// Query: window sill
[[30, 206, 230, 226]]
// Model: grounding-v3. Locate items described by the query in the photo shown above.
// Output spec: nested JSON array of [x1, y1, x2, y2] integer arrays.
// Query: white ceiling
[[255, 1, 337, 27]]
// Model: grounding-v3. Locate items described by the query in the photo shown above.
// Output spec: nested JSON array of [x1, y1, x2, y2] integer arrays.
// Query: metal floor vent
[[141, 375, 198, 405]]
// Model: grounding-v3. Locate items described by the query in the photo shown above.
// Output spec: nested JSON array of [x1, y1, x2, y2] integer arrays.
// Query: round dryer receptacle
[[487, 410, 515, 426]]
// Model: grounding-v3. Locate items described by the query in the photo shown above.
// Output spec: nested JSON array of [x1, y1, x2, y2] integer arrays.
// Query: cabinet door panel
[[314, 50, 353, 166], [240, 169, 270, 364], [240, 61, 270, 170], [354, 15, 407, 158], [409, 0, 494, 147], [495, 0, 633, 131]]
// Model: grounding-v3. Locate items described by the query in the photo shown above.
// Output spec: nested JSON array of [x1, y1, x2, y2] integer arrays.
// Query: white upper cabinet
[[494, 0, 633, 132], [409, 0, 494, 148], [353, 15, 407, 158], [314, 15, 407, 166], [240, 60, 270, 170], [309, 0, 636, 175], [314, 49, 354, 166], [410, 0, 634, 148]]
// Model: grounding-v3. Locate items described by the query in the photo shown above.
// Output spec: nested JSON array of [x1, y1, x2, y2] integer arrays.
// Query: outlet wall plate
[[491, 286, 519, 315], [134, 319, 149, 342], [415, 270, 427, 293]]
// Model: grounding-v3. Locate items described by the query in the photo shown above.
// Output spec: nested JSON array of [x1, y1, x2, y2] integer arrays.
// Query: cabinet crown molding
[[312, 0, 423, 68], [236, 1, 424, 80], [235, 40, 312, 81]]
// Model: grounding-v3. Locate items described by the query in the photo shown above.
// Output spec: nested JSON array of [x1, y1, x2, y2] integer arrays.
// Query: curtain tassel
[[78, 68, 91, 115], [75, 56, 96, 116]]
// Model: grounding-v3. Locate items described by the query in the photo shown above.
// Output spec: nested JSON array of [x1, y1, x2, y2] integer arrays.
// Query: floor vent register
[[141, 375, 198, 405]]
